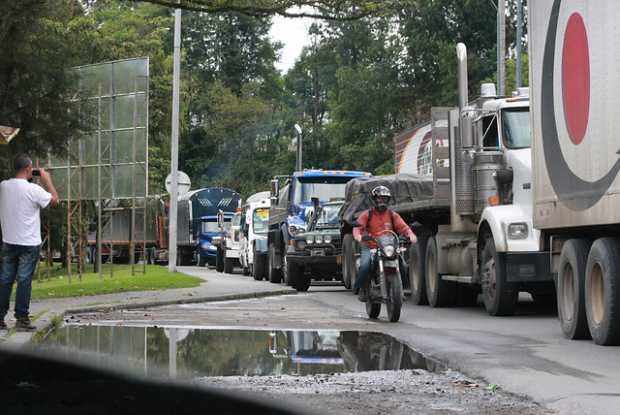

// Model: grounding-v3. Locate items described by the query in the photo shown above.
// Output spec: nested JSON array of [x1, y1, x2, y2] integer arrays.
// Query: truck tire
[[342, 234, 354, 290], [216, 248, 224, 273], [290, 261, 310, 292], [425, 236, 457, 308], [252, 246, 265, 280], [268, 243, 283, 284], [557, 239, 591, 339], [481, 236, 518, 316], [585, 238, 620, 345], [409, 237, 428, 305], [224, 256, 234, 274], [198, 256, 206, 267]]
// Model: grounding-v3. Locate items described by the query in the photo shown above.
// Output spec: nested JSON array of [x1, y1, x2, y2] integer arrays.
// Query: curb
[[64, 289, 297, 315]]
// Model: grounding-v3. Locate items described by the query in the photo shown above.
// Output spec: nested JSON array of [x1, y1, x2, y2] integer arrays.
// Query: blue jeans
[[0, 243, 40, 320], [354, 247, 372, 291]]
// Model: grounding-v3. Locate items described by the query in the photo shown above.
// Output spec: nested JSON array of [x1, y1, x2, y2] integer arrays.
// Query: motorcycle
[[361, 231, 406, 322]]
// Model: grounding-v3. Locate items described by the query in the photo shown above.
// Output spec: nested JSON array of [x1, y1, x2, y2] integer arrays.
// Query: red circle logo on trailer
[[541, 0, 620, 211], [562, 13, 590, 145]]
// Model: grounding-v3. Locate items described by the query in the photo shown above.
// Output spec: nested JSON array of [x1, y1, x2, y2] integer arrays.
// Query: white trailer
[[529, 0, 620, 345], [239, 192, 271, 280]]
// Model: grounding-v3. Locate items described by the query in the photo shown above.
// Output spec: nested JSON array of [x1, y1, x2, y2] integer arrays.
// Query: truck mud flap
[[502, 252, 551, 282]]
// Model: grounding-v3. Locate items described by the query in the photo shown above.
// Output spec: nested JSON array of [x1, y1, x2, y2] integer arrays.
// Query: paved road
[[74, 266, 620, 415]]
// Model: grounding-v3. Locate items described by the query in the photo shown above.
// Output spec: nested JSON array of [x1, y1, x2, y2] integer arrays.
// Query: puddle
[[40, 325, 440, 379]]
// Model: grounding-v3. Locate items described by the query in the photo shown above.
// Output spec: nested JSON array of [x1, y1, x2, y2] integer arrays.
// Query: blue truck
[[267, 170, 370, 291], [176, 187, 240, 266]]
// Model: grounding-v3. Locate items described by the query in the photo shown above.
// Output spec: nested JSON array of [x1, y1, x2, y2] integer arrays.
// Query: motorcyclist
[[353, 186, 417, 301]]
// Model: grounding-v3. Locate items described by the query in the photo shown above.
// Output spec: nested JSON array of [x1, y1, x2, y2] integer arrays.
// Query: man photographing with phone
[[0, 154, 58, 330]]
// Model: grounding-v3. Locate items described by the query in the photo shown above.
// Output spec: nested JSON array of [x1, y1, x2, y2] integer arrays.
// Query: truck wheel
[[342, 234, 353, 289], [481, 236, 518, 316], [425, 236, 457, 307], [224, 257, 234, 274], [290, 261, 310, 292], [585, 238, 620, 345], [268, 243, 283, 284], [216, 248, 224, 273], [557, 239, 591, 338], [198, 256, 206, 267], [409, 237, 428, 305], [252, 246, 265, 280]]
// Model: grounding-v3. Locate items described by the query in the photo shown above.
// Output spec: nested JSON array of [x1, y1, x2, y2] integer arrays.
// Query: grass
[[24, 265, 203, 300]]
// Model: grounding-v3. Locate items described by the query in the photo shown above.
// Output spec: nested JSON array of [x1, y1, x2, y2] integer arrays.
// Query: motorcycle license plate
[[311, 249, 325, 257]]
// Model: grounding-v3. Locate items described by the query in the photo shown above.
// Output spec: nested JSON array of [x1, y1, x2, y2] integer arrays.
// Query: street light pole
[[497, 0, 506, 96], [516, 0, 523, 88], [168, 6, 182, 273], [294, 124, 303, 171]]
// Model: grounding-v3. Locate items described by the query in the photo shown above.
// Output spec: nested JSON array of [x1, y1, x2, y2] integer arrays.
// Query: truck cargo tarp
[[339, 175, 434, 226]]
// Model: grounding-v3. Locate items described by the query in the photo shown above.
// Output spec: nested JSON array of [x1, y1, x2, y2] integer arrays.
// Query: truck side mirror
[[460, 116, 474, 148], [270, 179, 279, 202]]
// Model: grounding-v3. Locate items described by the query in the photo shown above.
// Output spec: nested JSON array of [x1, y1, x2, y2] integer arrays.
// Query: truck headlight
[[315, 235, 324, 244], [324, 235, 332, 244], [508, 222, 528, 240], [306, 235, 314, 244]]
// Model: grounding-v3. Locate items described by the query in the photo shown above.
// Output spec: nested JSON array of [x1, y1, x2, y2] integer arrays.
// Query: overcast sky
[[269, 12, 313, 73]]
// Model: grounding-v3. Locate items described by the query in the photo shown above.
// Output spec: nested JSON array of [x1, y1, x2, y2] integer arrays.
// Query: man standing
[[353, 186, 416, 302], [0, 154, 58, 330]]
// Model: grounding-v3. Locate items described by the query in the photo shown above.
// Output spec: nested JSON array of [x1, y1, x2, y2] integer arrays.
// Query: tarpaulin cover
[[339, 174, 434, 226]]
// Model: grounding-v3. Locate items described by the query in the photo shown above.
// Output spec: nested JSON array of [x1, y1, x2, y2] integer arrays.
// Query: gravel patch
[[198, 369, 554, 415]]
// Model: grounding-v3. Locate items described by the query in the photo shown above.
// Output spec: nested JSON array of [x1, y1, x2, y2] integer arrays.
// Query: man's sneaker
[[358, 288, 369, 302], [0, 320, 7, 330], [15, 317, 36, 331]]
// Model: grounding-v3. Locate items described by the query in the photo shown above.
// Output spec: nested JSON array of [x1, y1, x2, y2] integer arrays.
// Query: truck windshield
[[252, 208, 269, 234], [201, 220, 230, 233], [318, 204, 342, 227], [502, 108, 531, 149], [293, 178, 349, 205]]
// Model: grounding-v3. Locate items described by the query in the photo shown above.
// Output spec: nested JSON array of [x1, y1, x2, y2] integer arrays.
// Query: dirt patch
[[198, 369, 554, 415]]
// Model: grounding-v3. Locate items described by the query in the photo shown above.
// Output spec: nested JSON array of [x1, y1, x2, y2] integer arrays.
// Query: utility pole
[[516, 0, 523, 88], [497, 0, 506, 96], [168, 5, 181, 273], [294, 124, 303, 171]]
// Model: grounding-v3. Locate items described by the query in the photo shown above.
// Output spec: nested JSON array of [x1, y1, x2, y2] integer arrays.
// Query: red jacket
[[353, 208, 414, 249]]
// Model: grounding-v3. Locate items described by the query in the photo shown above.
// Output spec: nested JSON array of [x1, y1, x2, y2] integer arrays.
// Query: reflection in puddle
[[41, 326, 438, 379]]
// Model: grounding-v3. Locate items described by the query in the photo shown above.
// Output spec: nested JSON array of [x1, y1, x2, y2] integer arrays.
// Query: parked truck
[[239, 191, 271, 280], [219, 209, 244, 274], [176, 187, 240, 266], [267, 170, 370, 290], [529, 1, 620, 345], [343, 44, 553, 316]]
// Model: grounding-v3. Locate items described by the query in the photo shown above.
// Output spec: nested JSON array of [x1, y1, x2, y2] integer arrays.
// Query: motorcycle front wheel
[[366, 300, 381, 319], [386, 272, 403, 322]]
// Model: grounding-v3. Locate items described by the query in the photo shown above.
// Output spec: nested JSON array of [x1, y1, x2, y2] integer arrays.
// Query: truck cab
[[221, 210, 244, 274], [240, 193, 271, 280], [198, 214, 232, 267], [267, 170, 370, 290]]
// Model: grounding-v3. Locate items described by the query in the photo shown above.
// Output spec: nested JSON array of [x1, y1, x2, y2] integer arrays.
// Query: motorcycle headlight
[[324, 235, 332, 244], [306, 235, 315, 244], [384, 245, 396, 258], [315, 235, 323, 244]]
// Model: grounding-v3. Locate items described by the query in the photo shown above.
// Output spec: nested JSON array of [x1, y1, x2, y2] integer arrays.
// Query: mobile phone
[[32, 169, 40, 176]]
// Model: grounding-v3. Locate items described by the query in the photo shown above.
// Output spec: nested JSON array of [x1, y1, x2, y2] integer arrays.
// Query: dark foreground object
[[0, 347, 306, 415]]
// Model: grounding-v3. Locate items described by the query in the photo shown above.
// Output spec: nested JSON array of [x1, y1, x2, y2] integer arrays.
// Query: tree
[[0, 0, 88, 178]]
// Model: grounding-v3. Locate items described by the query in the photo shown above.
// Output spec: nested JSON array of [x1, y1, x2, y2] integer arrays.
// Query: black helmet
[[371, 186, 391, 210]]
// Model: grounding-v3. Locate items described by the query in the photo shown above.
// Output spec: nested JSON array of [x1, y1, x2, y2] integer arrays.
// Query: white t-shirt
[[0, 178, 52, 246]]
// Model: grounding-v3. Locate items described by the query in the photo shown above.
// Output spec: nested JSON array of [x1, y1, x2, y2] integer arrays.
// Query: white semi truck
[[239, 192, 271, 280], [345, 44, 553, 316], [529, 0, 620, 345]]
